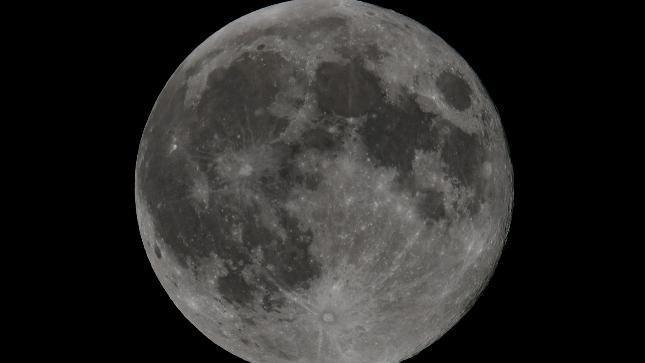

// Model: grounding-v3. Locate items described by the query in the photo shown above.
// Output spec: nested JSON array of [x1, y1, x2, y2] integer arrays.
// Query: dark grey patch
[[300, 127, 340, 153], [363, 43, 388, 62], [214, 203, 321, 310], [137, 137, 323, 310], [261, 209, 321, 292], [154, 245, 162, 259], [316, 113, 352, 135], [257, 138, 329, 201], [256, 43, 265, 50], [257, 142, 303, 201], [434, 122, 484, 190], [357, 88, 437, 185], [416, 189, 446, 222], [217, 267, 256, 307], [239, 316, 257, 327], [429, 120, 487, 213], [262, 292, 286, 313], [158, 200, 239, 268], [303, 172, 323, 190], [366, 11, 375, 16], [312, 53, 444, 187], [194, 51, 302, 152], [314, 58, 383, 117], [138, 163, 215, 268], [436, 70, 472, 111]]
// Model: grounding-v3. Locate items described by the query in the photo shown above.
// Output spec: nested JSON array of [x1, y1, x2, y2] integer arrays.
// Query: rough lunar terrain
[[135, 1, 513, 362]]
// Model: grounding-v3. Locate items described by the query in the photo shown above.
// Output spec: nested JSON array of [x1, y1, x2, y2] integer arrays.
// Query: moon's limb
[[135, 1, 513, 362]]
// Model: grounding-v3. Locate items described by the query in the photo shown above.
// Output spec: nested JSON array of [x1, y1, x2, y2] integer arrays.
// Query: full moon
[[135, 1, 513, 362]]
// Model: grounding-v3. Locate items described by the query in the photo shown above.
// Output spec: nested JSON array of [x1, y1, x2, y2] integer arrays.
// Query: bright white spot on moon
[[322, 312, 335, 323], [483, 161, 493, 178], [183, 295, 200, 311], [239, 164, 253, 176]]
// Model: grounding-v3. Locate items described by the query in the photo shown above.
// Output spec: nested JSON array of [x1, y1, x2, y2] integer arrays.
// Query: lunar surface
[[135, 0, 513, 362]]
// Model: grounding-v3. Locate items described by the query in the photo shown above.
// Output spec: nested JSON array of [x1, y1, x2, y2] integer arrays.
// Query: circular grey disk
[[135, 1, 513, 362]]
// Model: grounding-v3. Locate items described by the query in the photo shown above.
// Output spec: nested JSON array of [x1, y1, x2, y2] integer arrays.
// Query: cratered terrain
[[135, 0, 513, 362]]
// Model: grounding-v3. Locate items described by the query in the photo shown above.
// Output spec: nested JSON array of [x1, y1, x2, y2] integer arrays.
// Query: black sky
[[37, 0, 605, 360]]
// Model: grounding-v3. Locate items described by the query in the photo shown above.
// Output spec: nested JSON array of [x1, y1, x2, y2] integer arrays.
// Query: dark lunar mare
[[436, 70, 473, 111], [311, 52, 487, 219], [137, 48, 327, 311]]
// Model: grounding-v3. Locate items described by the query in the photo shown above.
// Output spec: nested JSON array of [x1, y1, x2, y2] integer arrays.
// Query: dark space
[[45, 0, 606, 361]]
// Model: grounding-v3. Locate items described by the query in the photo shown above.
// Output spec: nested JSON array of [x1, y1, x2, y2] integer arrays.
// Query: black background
[[48, 0, 603, 360]]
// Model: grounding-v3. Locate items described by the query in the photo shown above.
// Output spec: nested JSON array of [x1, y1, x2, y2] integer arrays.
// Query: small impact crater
[[322, 312, 336, 323], [154, 245, 162, 259]]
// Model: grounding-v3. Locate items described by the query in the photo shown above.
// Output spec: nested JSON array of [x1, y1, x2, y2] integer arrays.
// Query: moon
[[135, 0, 513, 362]]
